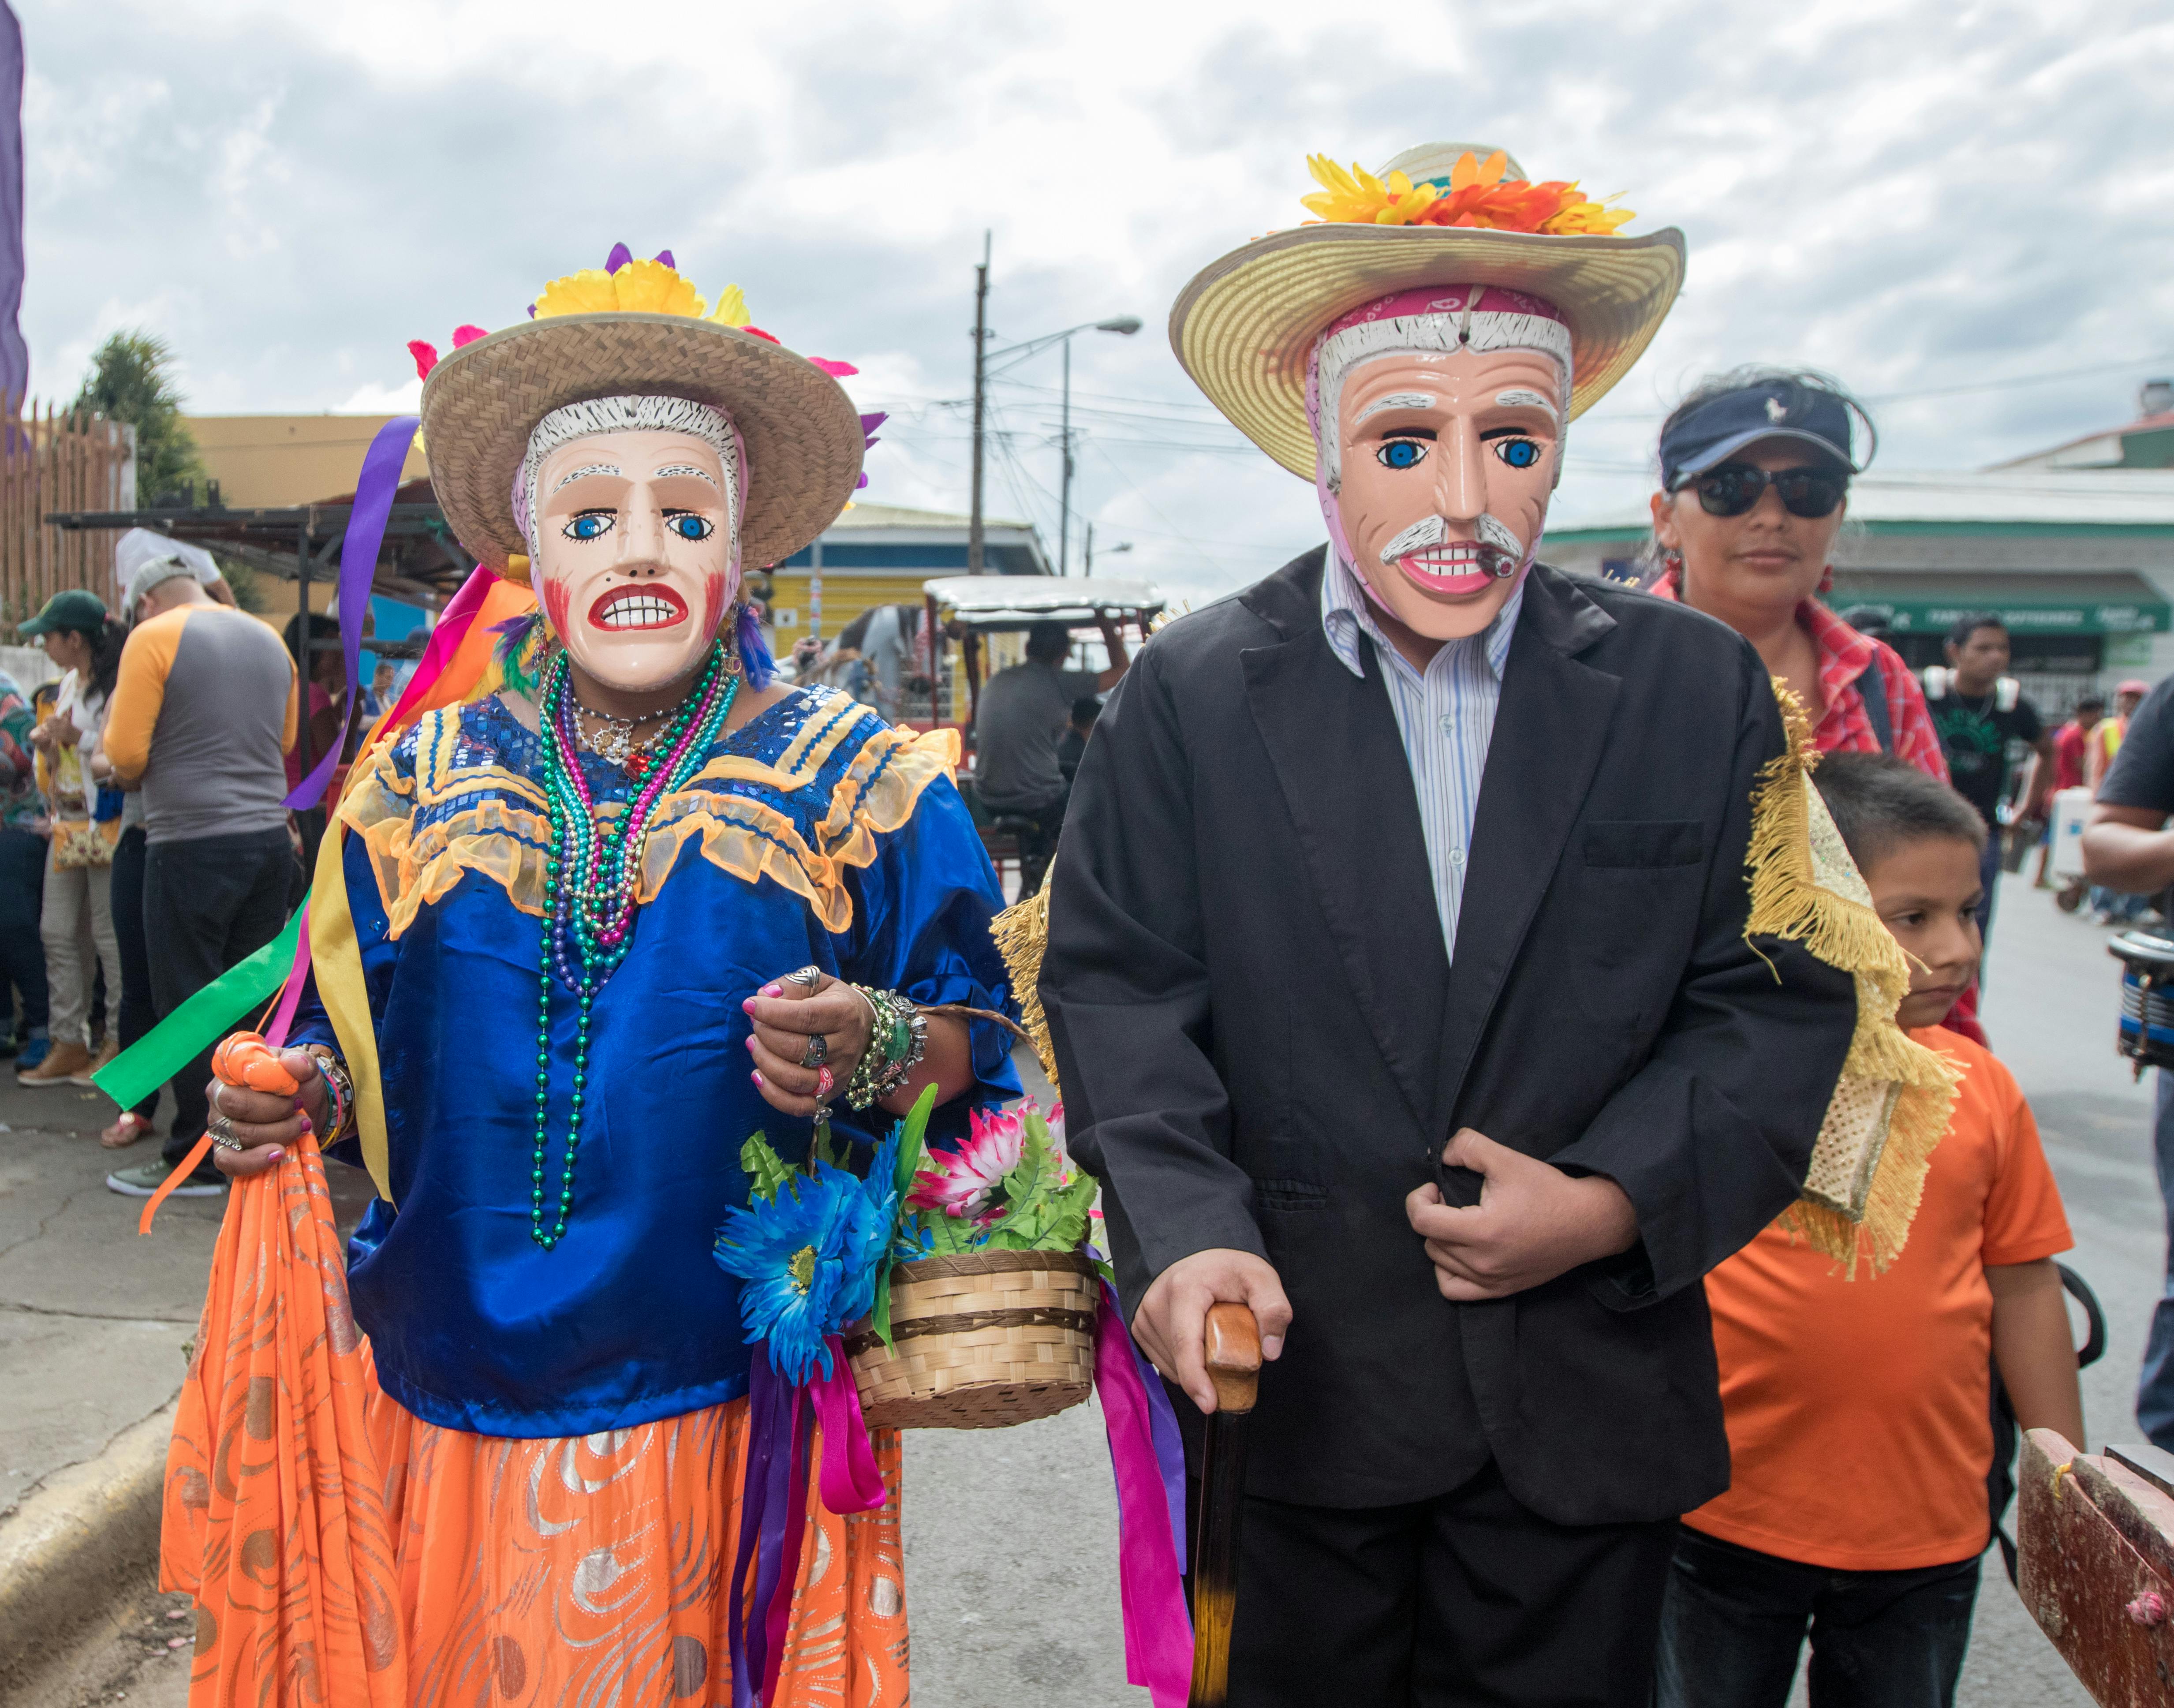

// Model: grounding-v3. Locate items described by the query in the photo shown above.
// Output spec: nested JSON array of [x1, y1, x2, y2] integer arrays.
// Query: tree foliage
[[70, 332, 207, 508]]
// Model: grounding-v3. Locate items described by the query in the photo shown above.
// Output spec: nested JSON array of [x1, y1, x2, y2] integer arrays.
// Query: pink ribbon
[[264, 908, 310, 1048], [811, 1335, 888, 1514], [1094, 1284, 1194, 1707]]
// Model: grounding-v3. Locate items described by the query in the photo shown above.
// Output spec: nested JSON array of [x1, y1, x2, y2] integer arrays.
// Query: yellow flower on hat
[[707, 284, 751, 328], [1300, 155, 1442, 227], [531, 257, 708, 321], [1540, 194, 1636, 235]]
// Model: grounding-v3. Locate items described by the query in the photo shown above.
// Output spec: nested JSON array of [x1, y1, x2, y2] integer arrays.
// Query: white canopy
[[921, 575, 1162, 625]]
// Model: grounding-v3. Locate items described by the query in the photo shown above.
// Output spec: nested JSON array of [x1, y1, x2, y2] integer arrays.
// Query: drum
[[2110, 930, 2174, 1075]]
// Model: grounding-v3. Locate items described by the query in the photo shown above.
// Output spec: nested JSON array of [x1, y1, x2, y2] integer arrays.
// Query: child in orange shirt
[[1655, 751, 2085, 1708]]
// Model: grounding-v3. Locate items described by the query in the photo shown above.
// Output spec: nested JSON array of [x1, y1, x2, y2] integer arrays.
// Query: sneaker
[[18, 1039, 92, 1087], [13, 1033, 49, 1072], [106, 1158, 225, 1198], [72, 1040, 119, 1087]]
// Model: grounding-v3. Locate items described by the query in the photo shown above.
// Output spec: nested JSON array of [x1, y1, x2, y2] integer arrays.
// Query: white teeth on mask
[[598, 596, 680, 629]]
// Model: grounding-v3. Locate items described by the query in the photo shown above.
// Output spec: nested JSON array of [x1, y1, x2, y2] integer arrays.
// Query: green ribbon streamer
[[92, 908, 306, 1111]]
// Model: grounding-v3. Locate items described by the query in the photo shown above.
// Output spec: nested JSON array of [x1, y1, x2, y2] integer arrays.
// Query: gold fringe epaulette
[[1746, 682, 1961, 1276], [990, 884, 1058, 1092]]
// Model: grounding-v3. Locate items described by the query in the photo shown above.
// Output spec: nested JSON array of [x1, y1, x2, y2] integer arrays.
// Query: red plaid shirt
[[1648, 572, 1947, 780], [1647, 571, 1982, 1042]]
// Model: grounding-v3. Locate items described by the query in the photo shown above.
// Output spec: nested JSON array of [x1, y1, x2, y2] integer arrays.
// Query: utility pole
[[1084, 520, 1092, 578], [1058, 338, 1074, 576], [967, 232, 990, 576]]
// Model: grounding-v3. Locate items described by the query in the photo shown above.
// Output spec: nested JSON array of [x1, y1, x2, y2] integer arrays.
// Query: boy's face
[[1861, 834, 1984, 1030]]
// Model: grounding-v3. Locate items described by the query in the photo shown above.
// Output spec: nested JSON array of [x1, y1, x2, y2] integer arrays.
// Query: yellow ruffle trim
[[340, 708, 962, 940], [1746, 682, 1962, 1276]]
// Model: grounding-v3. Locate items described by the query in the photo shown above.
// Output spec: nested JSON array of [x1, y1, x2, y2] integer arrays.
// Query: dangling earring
[[720, 603, 746, 677], [1817, 565, 1834, 596]]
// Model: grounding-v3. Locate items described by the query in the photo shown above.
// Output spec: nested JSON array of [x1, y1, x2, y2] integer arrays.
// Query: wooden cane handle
[[1203, 1303, 1261, 1416]]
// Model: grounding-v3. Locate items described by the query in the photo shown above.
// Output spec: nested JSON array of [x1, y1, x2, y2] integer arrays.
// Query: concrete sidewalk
[[0, 1078, 217, 1527]]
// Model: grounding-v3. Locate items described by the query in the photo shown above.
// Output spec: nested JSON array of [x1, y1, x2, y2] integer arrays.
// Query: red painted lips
[[588, 584, 690, 631]]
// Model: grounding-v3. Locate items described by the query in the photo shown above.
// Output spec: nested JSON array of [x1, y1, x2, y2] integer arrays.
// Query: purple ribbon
[[283, 415, 418, 810], [728, 1348, 796, 1708]]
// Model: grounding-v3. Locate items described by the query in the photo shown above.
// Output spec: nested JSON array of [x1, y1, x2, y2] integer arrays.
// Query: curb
[[0, 1402, 174, 1682]]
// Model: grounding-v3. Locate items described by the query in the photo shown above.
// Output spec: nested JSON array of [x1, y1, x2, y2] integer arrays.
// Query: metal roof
[[1549, 470, 2174, 539], [922, 576, 1162, 624]]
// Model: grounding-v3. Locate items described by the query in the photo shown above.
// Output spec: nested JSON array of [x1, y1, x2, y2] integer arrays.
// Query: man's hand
[[1131, 1248, 1290, 1414], [206, 1047, 329, 1179], [1406, 1129, 1639, 1302]]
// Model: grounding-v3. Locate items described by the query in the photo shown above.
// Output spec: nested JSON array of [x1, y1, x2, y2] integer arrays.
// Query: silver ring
[[207, 1116, 244, 1153], [209, 1081, 230, 1117], [800, 1032, 829, 1069], [783, 965, 823, 991]]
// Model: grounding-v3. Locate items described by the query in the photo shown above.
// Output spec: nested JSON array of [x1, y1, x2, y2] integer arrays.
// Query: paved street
[[4, 868, 2167, 1706]]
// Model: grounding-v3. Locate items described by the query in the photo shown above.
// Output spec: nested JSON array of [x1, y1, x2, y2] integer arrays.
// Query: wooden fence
[[0, 399, 131, 631]]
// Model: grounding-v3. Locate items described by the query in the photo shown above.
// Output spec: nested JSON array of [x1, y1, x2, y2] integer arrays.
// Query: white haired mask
[[512, 393, 743, 560]]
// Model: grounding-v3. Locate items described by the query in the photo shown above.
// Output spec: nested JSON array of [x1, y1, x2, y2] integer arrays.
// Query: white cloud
[[15, 0, 2174, 597]]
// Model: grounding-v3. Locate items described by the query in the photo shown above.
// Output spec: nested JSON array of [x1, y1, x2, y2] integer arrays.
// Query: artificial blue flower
[[713, 1160, 892, 1386]]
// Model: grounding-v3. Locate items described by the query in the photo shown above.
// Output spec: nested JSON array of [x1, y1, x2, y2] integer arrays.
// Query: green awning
[[1825, 572, 2171, 636]]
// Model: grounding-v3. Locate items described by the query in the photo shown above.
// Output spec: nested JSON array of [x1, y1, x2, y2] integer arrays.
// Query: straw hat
[[1170, 142, 1686, 479], [420, 264, 866, 575]]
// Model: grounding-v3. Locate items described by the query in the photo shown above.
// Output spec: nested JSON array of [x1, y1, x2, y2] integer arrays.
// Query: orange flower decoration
[[1302, 149, 1635, 236]]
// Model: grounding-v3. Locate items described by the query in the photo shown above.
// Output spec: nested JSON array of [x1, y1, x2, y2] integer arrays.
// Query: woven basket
[[845, 1250, 1098, 1429]]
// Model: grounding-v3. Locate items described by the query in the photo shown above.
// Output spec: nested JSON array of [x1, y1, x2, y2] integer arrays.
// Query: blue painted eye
[[564, 512, 613, 542], [668, 514, 713, 542], [1376, 439, 1427, 471], [1494, 439, 1542, 470]]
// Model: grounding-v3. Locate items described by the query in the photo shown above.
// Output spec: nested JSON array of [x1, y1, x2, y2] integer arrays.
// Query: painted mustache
[[1378, 514, 1525, 579]]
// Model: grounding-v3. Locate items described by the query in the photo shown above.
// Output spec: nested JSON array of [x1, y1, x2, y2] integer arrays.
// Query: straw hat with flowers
[[415, 245, 874, 580], [1170, 143, 1686, 477]]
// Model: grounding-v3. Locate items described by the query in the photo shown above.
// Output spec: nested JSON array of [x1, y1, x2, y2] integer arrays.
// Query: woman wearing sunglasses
[[1646, 368, 1949, 785]]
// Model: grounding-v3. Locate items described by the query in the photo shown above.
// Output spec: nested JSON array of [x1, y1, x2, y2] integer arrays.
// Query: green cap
[[17, 588, 108, 640]]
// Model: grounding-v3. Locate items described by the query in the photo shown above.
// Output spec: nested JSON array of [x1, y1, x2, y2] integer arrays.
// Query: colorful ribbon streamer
[[284, 415, 420, 811], [1094, 1281, 1195, 1707], [91, 904, 304, 1114], [810, 1337, 889, 1515], [131, 909, 314, 1235]]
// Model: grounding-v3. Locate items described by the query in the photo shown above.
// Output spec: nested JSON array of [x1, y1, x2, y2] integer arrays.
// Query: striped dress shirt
[[1320, 551, 1524, 960]]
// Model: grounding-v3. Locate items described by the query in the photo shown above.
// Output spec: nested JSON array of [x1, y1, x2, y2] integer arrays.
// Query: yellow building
[[757, 501, 1052, 644], [184, 415, 431, 507]]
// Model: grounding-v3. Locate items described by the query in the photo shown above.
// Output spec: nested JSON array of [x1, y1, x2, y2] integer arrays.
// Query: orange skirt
[[375, 1391, 909, 1708], [160, 1137, 910, 1707]]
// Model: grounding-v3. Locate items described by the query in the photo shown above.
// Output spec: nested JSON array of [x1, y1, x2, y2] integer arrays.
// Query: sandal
[[101, 1111, 155, 1150]]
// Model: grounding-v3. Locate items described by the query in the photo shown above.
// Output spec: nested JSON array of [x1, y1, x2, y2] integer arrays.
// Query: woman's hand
[[742, 971, 875, 1117], [205, 1045, 329, 1179]]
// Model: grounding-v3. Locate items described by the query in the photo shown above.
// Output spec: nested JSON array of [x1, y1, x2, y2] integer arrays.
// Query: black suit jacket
[[1042, 551, 1855, 1523]]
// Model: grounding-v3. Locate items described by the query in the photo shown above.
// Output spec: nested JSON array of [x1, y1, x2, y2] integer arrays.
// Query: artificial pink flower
[[910, 1103, 1027, 1219]]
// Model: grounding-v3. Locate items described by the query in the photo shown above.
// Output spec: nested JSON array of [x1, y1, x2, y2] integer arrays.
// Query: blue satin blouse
[[293, 685, 1021, 1438]]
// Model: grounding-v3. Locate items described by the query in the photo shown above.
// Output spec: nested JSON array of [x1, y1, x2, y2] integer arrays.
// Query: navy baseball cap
[[1660, 377, 1870, 492]]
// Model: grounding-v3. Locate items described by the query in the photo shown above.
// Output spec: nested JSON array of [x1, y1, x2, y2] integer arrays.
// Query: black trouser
[[994, 786, 1069, 895], [0, 824, 46, 1035], [1214, 1459, 1676, 1707], [109, 825, 159, 1121], [1654, 1524, 1981, 1708], [145, 829, 297, 1168]]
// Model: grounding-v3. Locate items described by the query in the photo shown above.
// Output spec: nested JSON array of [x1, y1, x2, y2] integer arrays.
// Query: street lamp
[[1083, 526, 1132, 577], [966, 272, 1140, 576]]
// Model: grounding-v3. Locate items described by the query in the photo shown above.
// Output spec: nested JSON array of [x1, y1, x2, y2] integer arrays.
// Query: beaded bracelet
[[301, 1046, 356, 1141], [844, 987, 927, 1110]]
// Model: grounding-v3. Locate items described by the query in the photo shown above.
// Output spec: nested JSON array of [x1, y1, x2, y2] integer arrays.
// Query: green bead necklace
[[529, 645, 740, 1249]]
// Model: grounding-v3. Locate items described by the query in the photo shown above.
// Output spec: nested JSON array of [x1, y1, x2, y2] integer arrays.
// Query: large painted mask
[[515, 394, 742, 695], [1310, 285, 1569, 642]]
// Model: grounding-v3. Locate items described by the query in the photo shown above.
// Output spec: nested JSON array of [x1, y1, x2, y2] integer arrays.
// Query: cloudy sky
[[18, 0, 2174, 603]]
